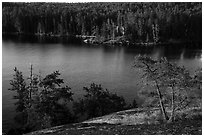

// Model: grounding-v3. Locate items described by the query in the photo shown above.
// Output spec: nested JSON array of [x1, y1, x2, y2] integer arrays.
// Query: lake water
[[2, 36, 202, 131]]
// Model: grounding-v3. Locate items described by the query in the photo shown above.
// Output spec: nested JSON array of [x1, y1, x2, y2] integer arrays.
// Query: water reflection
[[150, 47, 164, 60]]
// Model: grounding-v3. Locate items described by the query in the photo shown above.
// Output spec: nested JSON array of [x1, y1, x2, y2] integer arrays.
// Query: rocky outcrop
[[29, 107, 201, 135]]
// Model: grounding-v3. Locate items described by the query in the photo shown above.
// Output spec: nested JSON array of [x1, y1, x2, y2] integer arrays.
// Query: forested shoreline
[[2, 2, 202, 45]]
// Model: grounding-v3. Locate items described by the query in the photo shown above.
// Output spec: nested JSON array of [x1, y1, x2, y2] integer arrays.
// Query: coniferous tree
[[9, 66, 74, 134], [134, 55, 200, 123]]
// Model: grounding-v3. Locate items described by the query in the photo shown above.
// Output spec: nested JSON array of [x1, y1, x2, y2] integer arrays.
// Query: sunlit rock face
[[29, 107, 201, 135]]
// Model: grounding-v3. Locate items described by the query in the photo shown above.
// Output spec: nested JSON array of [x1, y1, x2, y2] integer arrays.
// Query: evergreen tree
[[134, 55, 199, 123], [9, 66, 74, 134]]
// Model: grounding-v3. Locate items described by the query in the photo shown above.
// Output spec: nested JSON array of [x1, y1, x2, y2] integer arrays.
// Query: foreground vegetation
[[7, 66, 128, 134], [6, 56, 201, 135], [2, 2, 202, 45]]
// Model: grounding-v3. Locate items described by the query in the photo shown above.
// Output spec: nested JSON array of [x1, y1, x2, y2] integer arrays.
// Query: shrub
[[73, 83, 126, 119]]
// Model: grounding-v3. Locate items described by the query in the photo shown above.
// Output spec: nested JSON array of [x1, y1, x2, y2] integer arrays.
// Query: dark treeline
[[2, 2, 202, 43]]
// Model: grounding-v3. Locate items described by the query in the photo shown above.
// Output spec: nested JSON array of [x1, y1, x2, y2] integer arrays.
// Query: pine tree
[[134, 55, 197, 123], [9, 67, 28, 112], [9, 66, 74, 133]]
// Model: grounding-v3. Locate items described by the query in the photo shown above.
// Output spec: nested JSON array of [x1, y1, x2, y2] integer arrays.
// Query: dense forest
[[2, 2, 202, 44]]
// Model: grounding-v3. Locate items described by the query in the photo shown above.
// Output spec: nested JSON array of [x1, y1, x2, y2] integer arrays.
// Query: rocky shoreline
[[29, 107, 202, 135], [3, 33, 201, 48]]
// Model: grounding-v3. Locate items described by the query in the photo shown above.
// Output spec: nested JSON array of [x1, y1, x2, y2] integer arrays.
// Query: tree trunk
[[155, 81, 169, 121], [168, 86, 175, 123], [27, 64, 33, 125], [29, 64, 33, 106]]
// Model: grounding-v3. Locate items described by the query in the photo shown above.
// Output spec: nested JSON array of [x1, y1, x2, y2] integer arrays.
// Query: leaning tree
[[134, 55, 198, 123]]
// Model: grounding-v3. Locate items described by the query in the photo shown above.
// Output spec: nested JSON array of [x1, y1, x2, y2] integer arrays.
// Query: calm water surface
[[2, 38, 202, 131]]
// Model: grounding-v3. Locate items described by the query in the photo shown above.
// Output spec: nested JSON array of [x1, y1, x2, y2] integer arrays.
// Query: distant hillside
[[2, 2, 202, 43]]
